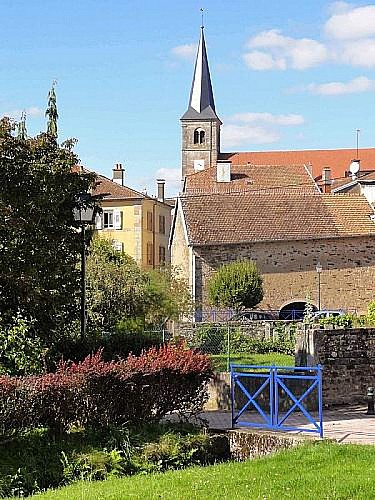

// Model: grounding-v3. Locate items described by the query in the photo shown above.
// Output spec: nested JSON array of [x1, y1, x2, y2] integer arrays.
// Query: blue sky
[[2, 0, 375, 195]]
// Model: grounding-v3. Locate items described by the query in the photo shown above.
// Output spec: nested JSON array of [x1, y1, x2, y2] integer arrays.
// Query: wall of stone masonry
[[194, 236, 375, 314], [296, 328, 375, 406]]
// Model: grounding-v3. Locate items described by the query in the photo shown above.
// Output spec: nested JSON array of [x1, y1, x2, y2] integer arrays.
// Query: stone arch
[[278, 300, 318, 321]]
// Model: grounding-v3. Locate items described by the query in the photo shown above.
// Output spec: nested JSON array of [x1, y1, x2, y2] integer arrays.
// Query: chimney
[[157, 179, 165, 202], [217, 162, 231, 183], [112, 163, 125, 186], [322, 167, 331, 194]]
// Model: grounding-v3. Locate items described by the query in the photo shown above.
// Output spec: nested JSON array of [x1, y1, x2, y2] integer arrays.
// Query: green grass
[[211, 352, 294, 371], [31, 441, 375, 499]]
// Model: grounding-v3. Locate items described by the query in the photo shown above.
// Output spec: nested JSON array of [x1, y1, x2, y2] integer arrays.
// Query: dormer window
[[193, 128, 205, 144]]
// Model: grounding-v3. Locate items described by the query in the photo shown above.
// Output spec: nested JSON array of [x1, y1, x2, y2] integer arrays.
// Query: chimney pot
[[322, 167, 332, 194], [157, 179, 165, 202], [112, 162, 125, 186]]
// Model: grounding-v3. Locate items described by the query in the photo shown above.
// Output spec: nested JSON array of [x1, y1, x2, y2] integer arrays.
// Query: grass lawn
[[210, 352, 294, 371], [31, 441, 375, 499]]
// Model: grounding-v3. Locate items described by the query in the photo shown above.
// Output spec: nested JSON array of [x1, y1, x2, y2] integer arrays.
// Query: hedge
[[0, 344, 212, 434]]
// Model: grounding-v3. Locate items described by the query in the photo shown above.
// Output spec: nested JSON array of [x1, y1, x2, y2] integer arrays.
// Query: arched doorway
[[279, 301, 317, 321]]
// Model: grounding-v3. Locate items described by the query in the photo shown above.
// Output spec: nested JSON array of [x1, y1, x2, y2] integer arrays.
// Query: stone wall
[[195, 236, 375, 314], [296, 328, 375, 406]]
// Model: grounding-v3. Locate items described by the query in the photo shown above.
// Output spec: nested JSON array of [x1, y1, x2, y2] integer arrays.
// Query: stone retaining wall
[[296, 327, 375, 406]]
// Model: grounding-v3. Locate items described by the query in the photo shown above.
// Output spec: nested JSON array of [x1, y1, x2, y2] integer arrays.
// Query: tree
[[0, 117, 95, 340], [86, 237, 146, 333], [46, 81, 58, 139], [85, 238, 192, 334], [208, 260, 263, 311]]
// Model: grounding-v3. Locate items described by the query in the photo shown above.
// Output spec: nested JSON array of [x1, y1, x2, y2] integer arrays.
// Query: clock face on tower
[[194, 159, 205, 171]]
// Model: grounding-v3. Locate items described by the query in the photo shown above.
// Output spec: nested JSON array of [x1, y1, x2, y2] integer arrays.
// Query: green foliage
[[303, 292, 314, 324], [85, 237, 191, 336], [0, 117, 95, 341], [367, 300, 375, 325], [0, 424, 220, 497], [86, 237, 145, 333], [0, 314, 45, 375], [208, 260, 263, 311]]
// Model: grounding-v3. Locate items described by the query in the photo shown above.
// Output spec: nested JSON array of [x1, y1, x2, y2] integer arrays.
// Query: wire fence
[[178, 322, 297, 371]]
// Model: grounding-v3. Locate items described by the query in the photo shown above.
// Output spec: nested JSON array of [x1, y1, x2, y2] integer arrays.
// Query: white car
[[311, 310, 345, 321]]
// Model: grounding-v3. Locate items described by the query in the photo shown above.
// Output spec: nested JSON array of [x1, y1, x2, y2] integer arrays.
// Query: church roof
[[219, 148, 375, 181], [184, 163, 319, 194], [181, 28, 220, 121], [180, 191, 375, 246]]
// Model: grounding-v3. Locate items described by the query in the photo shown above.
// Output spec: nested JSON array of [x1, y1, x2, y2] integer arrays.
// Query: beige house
[[92, 164, 171, 269]]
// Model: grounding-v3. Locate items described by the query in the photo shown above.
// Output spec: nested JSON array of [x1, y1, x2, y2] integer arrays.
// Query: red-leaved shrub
[[0, 344, 212, 434]]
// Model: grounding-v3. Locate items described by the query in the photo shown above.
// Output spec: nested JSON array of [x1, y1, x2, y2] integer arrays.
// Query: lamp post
[[316, 261, 322, 311], [73, 193, 96, 338]]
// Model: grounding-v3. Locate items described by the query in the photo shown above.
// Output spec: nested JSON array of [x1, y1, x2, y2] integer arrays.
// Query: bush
[[208, 260, 263, 311], [0, 344, 212, 434], [0, 424, 222, 498]]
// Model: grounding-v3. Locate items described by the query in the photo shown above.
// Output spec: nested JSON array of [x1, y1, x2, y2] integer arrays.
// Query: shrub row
[[0, 344, 212, 434]]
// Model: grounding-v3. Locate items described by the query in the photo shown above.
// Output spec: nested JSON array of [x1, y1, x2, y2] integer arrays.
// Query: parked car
[[229, 310, 276, 322], [311, 310, 345, 321]]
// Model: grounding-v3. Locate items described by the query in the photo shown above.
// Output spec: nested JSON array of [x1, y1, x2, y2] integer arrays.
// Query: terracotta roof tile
[[181, 192, 375, 246], [185, 163, 318, 194], [93, 174, 146, 200], [219, 148, 375, 180], [332, 171, 375, 190]]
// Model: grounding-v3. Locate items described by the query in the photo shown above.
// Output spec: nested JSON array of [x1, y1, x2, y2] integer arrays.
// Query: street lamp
[[316, 261, 322, 311], [73, 193, 96, 338]]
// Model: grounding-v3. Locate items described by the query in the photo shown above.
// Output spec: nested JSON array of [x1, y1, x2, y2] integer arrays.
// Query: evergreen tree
[[17, 111, 27, 140], [45, 81, 58, 139]]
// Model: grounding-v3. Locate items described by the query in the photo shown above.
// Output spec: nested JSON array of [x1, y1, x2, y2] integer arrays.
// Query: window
[[146, 211, 153, 231], [103, 210, 114, 229], [159, 245, 166, 265], [159, 215, 166, 235], [146, 242, 154, 266], [193, 128, 205, 144], [103, 210, 122, 229]]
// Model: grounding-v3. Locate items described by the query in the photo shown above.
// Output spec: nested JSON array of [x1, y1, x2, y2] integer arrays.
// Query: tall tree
[[0, 117, 96, 340], [17, 111, 27, 140], [45, 81, 58, 139]]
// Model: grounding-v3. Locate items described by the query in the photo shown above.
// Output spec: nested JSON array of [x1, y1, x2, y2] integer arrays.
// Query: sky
[[2, 0, 375, 196]]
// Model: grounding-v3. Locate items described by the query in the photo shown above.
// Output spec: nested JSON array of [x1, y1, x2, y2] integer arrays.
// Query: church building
[[170, 27, 375, 318]]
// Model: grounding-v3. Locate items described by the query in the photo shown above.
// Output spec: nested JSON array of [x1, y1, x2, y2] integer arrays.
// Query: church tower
[[181, 27, 222, 178]]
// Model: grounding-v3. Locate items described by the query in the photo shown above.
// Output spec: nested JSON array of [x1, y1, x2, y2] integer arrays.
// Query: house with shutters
[[169, 26, 375, 318], [91, 163, 171, 269]]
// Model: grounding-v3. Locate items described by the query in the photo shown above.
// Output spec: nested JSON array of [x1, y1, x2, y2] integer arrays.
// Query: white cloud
[[243, 50, 286, 70], [341, 38, 375, 67], [222, 124, 280, 147], [228, 112, 304, 126], [244, 29, 328, 70], [306, 76, 375, 95], [1, 106, 43, 120], [325, 4, 375, 40], [171, 44, 196, 60]]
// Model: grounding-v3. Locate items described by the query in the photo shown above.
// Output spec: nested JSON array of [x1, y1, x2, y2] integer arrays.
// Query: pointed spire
[[181, 27, 220, 121], [17, 111, 27, 140], [46, 81, 58, 139]]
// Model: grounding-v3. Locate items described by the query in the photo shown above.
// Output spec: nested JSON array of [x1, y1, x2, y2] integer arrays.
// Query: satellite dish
[[349, 159, 360, 175]]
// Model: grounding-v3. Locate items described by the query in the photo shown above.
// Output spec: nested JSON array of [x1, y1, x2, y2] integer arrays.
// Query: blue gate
[[230, 365, 323, 438]]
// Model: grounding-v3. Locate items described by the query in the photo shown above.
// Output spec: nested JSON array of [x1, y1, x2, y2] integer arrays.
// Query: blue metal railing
[[230, 364, 323, 438]]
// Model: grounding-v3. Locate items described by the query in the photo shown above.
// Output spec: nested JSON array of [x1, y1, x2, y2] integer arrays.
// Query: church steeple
[[180, 27, 221, 178], [181, 27, 219, 120]]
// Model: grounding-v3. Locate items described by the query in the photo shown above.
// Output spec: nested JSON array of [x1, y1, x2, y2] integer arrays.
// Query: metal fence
[[180, 322, 296, 371]]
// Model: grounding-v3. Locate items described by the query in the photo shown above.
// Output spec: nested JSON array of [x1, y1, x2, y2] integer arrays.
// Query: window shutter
[[114, 210, 122, 230], [95, 214, 102, 230]]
